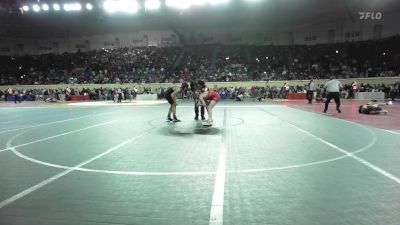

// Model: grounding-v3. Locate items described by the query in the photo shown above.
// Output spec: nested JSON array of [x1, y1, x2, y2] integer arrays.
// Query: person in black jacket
[[191, 81, 206, 120]]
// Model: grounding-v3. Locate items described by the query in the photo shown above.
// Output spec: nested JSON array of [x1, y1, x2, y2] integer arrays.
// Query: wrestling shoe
[[202, 119, 213, 126]]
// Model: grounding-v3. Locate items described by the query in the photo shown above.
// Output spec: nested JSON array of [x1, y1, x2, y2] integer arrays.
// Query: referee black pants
[[324, 92, 341, 112], [195, 104, 205, 117], [14, 95, 20, 103], [306, 90, 314, 103]]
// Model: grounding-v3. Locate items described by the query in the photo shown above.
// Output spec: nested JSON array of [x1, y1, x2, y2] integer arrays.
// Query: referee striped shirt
[[324, 79, 342, 92], [309, 82, 317, 91]]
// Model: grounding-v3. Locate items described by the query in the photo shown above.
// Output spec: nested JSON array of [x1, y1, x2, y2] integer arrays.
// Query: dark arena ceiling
[[0, 0, 399, 38]]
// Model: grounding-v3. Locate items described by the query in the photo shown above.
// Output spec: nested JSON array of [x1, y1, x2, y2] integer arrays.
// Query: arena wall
[[0, 30, 179, 56], [1, 11, 399, 56]]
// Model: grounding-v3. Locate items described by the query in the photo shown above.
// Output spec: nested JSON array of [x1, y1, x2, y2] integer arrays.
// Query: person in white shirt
[[117, 88, 123, 103], [307, 79, 317, 104], [323, 76, 342, 113]]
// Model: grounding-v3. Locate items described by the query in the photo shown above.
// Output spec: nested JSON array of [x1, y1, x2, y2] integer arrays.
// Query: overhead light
[[64, 3, 70, 11], [145, 0, 161, 10], [208, 0, 229, 5], [72, 3, 82, 11], [64, 3, 82, 11], [42, 4, 49, 11], [22, 5, 30, 11], [32, 4, 41, 12], [104, 0, 139, 14], [104, 0, 118, 12], [53, 3, 61, 11], [86, 3, 93, 10], [166, 0, 191, 9], [165, 0, 229, 9], [121, 0, 139, 13], [192, 0, 207, 6]]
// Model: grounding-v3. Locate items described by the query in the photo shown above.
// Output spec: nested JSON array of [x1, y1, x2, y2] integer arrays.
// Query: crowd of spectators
[[0, 86, 142, 102], [1, 36, 399, 85], [1, 81, 398, 103]]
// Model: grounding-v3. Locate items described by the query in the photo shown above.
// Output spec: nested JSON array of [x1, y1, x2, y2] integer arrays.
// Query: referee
[[323, 76, 342, 113], [190, 80, 206, 120], [306, 79, 317, 104]]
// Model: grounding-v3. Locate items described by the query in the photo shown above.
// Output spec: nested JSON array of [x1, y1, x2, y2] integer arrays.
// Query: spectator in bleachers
[[13, 89, 21, 103], [1, 36, 399, 85]]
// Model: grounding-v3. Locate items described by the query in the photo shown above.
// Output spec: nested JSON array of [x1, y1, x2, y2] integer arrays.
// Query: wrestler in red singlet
[[205, 90, 221, 102], [199, 89, 220, 126]]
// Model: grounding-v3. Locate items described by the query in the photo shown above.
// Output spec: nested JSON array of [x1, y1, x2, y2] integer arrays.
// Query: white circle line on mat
[[8, 129, 376, 176]]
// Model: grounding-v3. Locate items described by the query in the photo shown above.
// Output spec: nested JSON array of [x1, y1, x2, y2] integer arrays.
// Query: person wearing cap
[[323, 76, 342, 113], [165, 83, 189, 122]]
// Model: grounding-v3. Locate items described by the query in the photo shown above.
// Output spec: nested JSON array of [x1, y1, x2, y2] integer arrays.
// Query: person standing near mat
[[165, 82, 189, 122], [323, 76, 342, 113], [306, 79, 317, 104], [198, 87, 221, 126], [191, 80, 206, 120], [14, 89, 21, 103]]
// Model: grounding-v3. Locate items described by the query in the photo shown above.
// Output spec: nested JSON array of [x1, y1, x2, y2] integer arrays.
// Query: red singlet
[[205, 90, 221, 102]]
